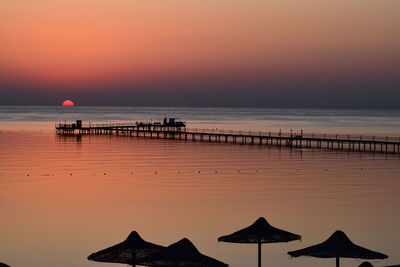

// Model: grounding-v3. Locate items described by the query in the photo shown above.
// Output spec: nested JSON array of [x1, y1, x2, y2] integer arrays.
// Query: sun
[[62, 100, 75, 106]]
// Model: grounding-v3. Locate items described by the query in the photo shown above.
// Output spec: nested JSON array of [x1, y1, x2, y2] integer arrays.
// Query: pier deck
[[56, 121, 400, 154]]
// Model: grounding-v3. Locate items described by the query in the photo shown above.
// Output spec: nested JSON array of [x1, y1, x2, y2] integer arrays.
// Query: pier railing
[[185, 128, 400, 143], [56, 122, 138, 128], [56, 122, 400, 143], [56, 121, 400, 153]]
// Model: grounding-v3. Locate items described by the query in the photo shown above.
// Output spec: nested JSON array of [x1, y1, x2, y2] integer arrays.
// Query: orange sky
[[1, 0, 399, 87], [0, 1, 400, 108]]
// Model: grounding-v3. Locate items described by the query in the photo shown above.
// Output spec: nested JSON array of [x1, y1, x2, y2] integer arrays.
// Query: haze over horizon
[[1, 0, 399, 108]]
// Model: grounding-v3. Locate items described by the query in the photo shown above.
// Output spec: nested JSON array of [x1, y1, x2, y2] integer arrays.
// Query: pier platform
[[56, 120, 400, 154]]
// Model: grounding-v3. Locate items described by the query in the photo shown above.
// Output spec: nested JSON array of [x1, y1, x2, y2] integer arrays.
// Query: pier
[[56, 119, 400, 154]]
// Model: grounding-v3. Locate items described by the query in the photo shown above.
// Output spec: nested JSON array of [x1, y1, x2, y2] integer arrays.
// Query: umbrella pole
[[131, 249, 136, 267], [258, 240, 261, 267], [336, 257, 339, 267]]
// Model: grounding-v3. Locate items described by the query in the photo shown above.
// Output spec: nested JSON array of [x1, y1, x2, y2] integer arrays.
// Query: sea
[[0, 106, 399, 267]]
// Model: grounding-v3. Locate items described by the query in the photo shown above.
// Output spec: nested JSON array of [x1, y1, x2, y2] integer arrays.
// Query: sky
[[1, 0, 400, 108]]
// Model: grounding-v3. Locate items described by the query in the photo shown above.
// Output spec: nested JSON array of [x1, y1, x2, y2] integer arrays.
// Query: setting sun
[[62, 100, 74, 106]]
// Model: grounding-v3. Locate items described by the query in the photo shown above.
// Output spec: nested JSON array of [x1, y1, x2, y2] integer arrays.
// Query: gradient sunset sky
[[1, 0, 399, 108]]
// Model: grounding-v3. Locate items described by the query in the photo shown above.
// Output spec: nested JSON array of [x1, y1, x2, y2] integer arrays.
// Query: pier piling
[[56, 121, 400, 154]]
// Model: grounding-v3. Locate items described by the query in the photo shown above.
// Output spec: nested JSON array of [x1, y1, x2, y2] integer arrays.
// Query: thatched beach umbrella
[[288, 230, 388, 267], [359, 262, 374, 267], [137, 238, 228, 267], [218, 217, 301, 267], [88, 231, 164, 266], [359, 262, 400, 267]]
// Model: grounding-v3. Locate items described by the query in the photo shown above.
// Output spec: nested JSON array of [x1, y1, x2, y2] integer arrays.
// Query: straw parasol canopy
[[87, 231, 164, 266], [137, 238, 229, 267], [218, 217, 301, 267], [0, 262, 10, 267], [359, 262, 374, 267], [288, 230, 388, 267], [359, 262, 400, 267]]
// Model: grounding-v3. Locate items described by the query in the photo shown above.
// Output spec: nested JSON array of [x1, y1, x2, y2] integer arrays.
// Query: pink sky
[[1, 0, 399, 107]]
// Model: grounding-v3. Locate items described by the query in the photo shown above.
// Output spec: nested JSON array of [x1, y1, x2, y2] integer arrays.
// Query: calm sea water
[[1, 105, 400, 135], [0, 106, 399, 267]]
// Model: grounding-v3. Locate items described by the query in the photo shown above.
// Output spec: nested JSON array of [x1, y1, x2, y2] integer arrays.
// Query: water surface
[[0, 107, 399, 267]]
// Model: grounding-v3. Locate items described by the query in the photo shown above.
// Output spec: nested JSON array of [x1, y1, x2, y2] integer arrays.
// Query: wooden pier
[[56, 120, 400, 154]]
